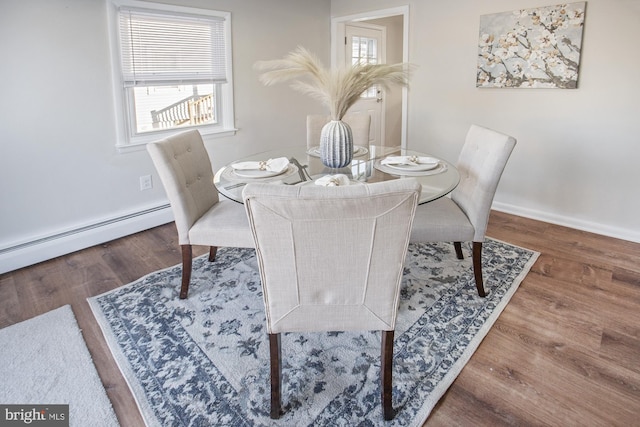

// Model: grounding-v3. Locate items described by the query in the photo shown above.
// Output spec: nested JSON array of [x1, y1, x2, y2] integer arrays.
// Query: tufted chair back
[[451, 125, 517, 242], [147, 129, 218, 245]]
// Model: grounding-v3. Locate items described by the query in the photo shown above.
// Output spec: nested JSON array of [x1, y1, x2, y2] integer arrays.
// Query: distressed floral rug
[[89, 239, 538, 427]]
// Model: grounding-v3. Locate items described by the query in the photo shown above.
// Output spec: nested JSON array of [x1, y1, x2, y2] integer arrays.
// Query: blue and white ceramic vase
[[320, 120, 353, 169]]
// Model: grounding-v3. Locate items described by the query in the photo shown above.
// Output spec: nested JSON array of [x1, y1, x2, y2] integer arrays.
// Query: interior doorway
[[331, 6, 409, 148]]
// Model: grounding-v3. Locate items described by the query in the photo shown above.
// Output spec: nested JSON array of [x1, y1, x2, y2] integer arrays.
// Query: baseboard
[[0, 204, 174, 274], [492, 202, 640, 244]]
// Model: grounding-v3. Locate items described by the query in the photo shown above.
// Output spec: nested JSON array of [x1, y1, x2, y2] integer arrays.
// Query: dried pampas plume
[[254, 46, 413, 121]]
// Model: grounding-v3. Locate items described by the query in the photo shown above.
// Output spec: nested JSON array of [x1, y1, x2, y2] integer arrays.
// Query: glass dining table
[[213, 145, 460, 204]]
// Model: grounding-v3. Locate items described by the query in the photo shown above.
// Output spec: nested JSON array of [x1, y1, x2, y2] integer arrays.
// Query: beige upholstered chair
[[147, 129, 254, 299], [306, 113, 371, 148], [410, 124, 516, 297], [243, 179, 421, 421]]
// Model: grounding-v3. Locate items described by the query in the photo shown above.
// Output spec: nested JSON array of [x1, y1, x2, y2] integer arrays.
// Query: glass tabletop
[[213, 145, 460, 205]]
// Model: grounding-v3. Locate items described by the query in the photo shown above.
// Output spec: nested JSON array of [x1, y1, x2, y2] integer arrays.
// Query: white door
[[344, 23, 385, 146]]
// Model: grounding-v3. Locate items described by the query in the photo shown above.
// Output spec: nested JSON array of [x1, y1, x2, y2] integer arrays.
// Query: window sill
[[116, 127, 237, 154]]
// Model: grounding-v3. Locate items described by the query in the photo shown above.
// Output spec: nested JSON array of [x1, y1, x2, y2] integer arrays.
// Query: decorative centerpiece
[[255, 47, 412, 168]]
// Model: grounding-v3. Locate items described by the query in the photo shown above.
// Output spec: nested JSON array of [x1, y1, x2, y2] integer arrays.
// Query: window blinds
[[118, 7, 227, 87]]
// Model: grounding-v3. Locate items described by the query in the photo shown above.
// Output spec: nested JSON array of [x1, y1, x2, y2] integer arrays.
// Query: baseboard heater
[[0, 204, 173, 273]]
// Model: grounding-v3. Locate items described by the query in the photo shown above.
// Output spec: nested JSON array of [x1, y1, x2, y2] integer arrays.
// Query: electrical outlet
[[139, 175, 153, 191]]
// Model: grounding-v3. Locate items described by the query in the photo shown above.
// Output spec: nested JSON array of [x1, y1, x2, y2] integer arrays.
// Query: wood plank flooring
[[1, 211, 638, 426]]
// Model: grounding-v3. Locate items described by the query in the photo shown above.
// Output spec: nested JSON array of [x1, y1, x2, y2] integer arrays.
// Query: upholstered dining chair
[[147, 129, 254, 299], [410, 124, 516, 297], [243, 179, 421, 421], [306, 113, 371, 148]]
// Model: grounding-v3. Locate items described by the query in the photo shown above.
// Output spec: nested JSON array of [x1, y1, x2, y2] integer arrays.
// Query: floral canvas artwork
[[477, 2, 586, 88]]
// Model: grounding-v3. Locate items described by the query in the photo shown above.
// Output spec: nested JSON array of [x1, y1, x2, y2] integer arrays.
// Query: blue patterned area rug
[[89, 239, 538, 427]]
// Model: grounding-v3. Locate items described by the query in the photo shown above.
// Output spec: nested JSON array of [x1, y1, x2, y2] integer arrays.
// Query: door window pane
[[351, 36, 379, 98]]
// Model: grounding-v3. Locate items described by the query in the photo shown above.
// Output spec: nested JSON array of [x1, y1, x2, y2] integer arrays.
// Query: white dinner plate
[[384, 161, 440, 172], [296, 179, 364, 187], [232, 167, 288, 178], [373, 159, 448, 177]]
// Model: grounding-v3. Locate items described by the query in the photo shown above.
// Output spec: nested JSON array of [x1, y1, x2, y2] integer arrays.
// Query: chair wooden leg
[[269, 333, 282, 419], [454, 242, 464, 259], [180, 245, 193, 300], [472, 242, 485, 297], [381, 330, 395, 421], [208, 246, 218, 262]]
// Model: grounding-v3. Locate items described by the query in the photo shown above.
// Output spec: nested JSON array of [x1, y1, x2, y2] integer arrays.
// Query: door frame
[[331, 5, 410, 149]]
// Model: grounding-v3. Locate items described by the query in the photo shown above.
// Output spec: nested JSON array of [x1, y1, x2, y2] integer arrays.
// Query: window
[[110, 1, 235, 148]]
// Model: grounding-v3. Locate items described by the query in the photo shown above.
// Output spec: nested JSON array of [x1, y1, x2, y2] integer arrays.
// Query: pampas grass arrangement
[[254, 46, 412, 121]]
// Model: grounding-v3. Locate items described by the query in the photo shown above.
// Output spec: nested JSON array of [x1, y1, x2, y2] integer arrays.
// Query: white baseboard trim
[[0, 204, 174, 274], [492, 202, 640, 244]]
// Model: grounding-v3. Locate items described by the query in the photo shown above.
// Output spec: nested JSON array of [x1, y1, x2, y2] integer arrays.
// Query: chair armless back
[[452, 125, 516, 242], [147, 130, 219, 245], [344, 113, 371, 147], [306, 115, 328, 148], [243, 180, 420, 334]]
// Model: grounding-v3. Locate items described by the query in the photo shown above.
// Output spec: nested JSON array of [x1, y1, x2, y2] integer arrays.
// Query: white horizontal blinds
[[119, 7, 227, 87]]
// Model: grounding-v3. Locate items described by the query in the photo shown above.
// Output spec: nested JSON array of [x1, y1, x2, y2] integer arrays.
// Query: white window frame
[[108, 0, 236, 152]]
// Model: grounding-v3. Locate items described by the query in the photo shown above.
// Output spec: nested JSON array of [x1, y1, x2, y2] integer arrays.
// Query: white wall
[[0, 0, 330, 272], [332, 0, 640, 242]]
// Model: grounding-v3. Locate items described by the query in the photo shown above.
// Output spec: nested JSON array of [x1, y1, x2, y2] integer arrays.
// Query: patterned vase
[[320, 120, 353, 169]]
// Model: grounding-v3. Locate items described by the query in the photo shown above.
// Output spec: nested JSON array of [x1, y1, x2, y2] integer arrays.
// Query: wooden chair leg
[[180, 245, 192, 299], [208, 246, 218, 262], [472, 241, 485, 297], [269, 333, 282, 419], [381, 330, 395, 421], [454, 242, 464, 259]]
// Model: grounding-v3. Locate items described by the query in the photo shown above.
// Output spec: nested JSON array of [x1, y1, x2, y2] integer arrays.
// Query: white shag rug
[[0, 305, 120, 426]]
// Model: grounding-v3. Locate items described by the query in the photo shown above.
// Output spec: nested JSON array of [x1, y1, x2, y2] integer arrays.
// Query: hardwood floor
[[1, 211, 638, 426]]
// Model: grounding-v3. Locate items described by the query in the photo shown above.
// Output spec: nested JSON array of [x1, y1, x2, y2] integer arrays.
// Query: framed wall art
[[476, 2, 586, 88]]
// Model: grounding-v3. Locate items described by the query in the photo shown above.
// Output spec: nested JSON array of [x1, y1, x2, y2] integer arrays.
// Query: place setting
[[296, 173, 363, 187], [374, 154, 448, 176], [221, 156, 298, 182]]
